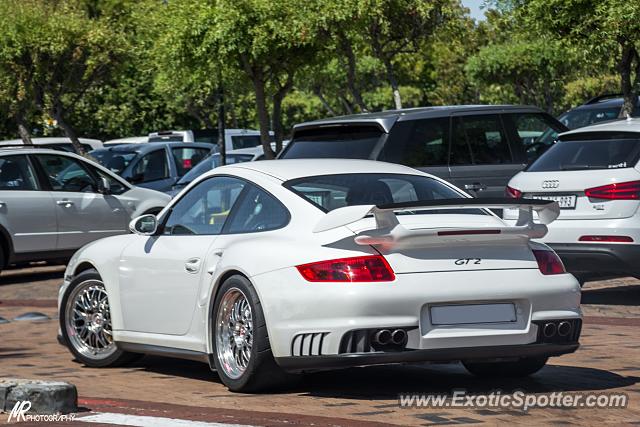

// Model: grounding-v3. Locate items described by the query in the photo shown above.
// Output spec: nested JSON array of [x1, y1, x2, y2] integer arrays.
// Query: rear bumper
[[276, 342, 579, 373], [549, 243, 640, 276]]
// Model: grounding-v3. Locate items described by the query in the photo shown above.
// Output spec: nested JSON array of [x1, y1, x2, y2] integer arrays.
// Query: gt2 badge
[[455, 258, 481, 265]]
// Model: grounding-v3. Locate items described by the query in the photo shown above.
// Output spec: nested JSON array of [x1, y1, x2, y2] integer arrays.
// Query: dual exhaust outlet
[[542, 321, 572, 338], [373, 328, 407, 346]]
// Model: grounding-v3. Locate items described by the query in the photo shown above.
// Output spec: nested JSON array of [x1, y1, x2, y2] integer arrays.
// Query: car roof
[[104, 136, 148, 144], [219, 158, 426, 181], [91, 141, 213, 153], [293, 105, 545, 133], [560, 117, 640, 137], [0, 137, 102, 145]]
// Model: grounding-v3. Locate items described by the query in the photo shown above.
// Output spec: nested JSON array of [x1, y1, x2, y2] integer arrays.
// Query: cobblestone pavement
[[0, 266, 639, 426]]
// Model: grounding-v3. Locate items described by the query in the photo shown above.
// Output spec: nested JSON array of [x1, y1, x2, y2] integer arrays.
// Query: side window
[[172, 147, 210, 177], [450, 115, 512, 165], [132, 150, 169, 183], [225, 184, 289, 233], [505, 113, 563, 162], [0, 155, 38, 190], [164, 177, 245, 235], [380, 118, 449, 166], [36, 154, 97, 192]]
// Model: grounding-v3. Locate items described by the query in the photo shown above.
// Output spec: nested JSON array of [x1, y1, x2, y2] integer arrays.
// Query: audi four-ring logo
[[541, 180, 559, 189]]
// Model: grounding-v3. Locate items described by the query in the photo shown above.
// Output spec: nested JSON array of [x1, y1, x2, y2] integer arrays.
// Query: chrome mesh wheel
[[215, 287, 253, 379], [64, 280, 117, 361]]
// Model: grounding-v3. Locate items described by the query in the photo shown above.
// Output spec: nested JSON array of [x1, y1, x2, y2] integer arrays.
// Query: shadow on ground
[[136, 356, 638, 399]]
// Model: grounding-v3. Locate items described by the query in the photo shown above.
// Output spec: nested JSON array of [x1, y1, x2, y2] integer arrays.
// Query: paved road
[[1, 266, 639, 426]]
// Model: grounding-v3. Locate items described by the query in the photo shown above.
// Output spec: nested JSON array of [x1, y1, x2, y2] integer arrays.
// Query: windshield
[[527, 137, 640, 172], [284, 173, 483, 215], [89, 149, 138, 174], [175, 153, 255, 186], [281, 126, 383, 159]]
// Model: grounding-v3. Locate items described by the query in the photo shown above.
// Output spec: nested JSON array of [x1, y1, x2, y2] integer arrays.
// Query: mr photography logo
[[6, 400, 76, 423]]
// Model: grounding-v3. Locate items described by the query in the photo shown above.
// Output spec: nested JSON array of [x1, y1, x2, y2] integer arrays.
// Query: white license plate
[[527, 194, 577, 209], [430, 303, 517, 325]]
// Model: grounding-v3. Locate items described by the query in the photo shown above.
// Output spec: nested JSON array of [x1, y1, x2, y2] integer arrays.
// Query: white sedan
[[58, 159, 582, 392]]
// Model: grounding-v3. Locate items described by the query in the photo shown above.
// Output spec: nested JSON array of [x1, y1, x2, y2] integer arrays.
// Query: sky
[[461, 0, 487, 21]]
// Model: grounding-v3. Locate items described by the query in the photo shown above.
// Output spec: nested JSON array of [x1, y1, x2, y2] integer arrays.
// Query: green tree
[[0, 0, 128, 153]]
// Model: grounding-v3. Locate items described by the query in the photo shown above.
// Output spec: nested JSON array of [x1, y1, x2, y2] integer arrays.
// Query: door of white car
[[0, 155, 57, 254], [118, 176, 246, 335], [34, 154, 130, 250]]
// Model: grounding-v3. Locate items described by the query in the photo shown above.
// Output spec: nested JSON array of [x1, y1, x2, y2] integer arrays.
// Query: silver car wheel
[[216, 287, 253, 380], [65, 280, 117, 360]]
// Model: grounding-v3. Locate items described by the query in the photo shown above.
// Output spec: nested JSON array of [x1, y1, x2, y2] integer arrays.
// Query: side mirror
[[129, 214, 158, 235], [97, 176, 111, 194]]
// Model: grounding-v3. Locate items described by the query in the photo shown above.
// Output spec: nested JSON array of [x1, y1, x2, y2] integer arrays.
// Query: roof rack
[[584, 94, 623, 105]]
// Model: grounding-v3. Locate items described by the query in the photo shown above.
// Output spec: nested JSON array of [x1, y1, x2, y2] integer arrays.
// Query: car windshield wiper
[[559, 164, 601, 171]]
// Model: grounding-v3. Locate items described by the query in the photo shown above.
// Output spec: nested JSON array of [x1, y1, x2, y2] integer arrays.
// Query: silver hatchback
[[0, 147, 171, 272]]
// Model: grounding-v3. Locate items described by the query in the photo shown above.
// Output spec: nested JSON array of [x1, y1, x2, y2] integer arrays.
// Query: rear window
[[527, 136, 640, 172], [559, 108, 621, 130], [231, 135, 261, 149], [284, 173, 477, 215], [281, 126, 382, 159]]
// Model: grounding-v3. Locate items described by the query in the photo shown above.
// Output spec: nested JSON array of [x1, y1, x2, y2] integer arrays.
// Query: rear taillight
[[579, 235, 634, 242], [297, 255, 395, 282], [506, 185, 522, 198], [585, 180, 640, 200], [533, 249, 566, 275]]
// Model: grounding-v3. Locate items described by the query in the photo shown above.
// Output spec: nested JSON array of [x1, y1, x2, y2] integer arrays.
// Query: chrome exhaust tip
[[391, 329, 407, 345], [543, 322, 557, 338], [557, 321, 572, 337], [373, 329, 392, 345]]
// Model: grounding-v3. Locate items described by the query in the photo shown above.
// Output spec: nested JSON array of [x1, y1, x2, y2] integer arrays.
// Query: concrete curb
[[0, 378, 77, 414]]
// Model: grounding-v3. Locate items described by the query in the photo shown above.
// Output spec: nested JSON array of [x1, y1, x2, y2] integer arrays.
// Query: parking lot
[[1, 266, 639, 426]]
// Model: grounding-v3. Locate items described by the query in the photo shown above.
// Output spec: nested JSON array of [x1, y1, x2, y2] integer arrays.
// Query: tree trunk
[[252, 71, 275, 159], [17, 121, 33, 145], [618, 44, 638, 118], [217, 85, 226, 166], [271, 74, 294, 154], [382, 57, 402, 110], [313, 87, 337, 115], [338, 33, 368, 112], [52, 103, 85, 155]]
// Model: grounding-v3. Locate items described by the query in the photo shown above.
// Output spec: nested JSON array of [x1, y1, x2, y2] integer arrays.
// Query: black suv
[[280, 105, 567, 198]]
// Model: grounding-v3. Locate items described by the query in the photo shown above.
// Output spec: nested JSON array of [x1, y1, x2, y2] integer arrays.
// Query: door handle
[[184, 258, 201, 273], [0, 200, 6, 207], [464, 183, 487, 192], [56, 200, 75, 207]]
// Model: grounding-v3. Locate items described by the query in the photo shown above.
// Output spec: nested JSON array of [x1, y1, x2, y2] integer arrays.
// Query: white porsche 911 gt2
[[58, 159, 582, 392]]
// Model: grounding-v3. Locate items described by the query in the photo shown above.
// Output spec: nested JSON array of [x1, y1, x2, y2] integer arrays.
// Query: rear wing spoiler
[[313, 198, 560, 248]]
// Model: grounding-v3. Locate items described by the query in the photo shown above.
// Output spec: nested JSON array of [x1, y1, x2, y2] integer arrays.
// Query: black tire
[[463, 357, 548, 378], [0, 244, 4, 275], [211, 274, 297, 392], [60, 268, 140, 368]]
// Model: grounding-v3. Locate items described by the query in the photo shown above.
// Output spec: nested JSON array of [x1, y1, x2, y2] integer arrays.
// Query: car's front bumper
[[276, 341, 579, 373], [549, 243, 640, 277]]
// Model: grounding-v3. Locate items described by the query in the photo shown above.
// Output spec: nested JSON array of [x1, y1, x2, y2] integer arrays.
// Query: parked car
[[59, 158, 580, 392], [280, 105, 567, 198], [504, 118, 640, 282], [166, 146, 269, 196], [0, 147, 170, 273], [558, 94, 640, 130], [149, 129, 274, 152], [0, 137, 103, 152], [103, 136, 148, 146], [89, 142, 213, 192]]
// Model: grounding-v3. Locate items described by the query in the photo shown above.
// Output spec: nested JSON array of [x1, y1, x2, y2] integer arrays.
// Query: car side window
[[171, 147, 210, 177], [164, 176, 245, 235], [379, 118, 449, 166], [224, 184, 289, 234], [92, 167, 128, 195], [505, 113, 564, 162], [0, 155, 39, 190], [450, 115, 512, 165], [132, 149, 169, 183], [36, 154, 97, 192]]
